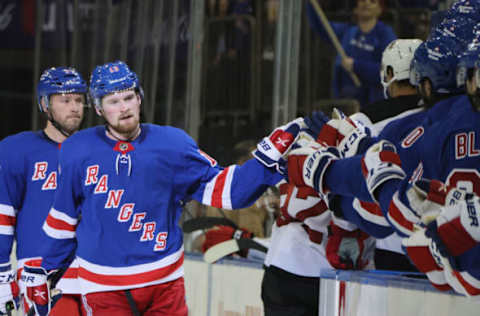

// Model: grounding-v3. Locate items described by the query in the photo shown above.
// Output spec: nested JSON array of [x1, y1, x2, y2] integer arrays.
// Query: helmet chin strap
[[46, 109, 73, 138], [381, 76, 395, 99]]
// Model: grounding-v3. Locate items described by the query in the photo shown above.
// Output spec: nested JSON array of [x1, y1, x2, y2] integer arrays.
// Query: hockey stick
[[182, 216, 237, 233], [309, 0, 361, 87], [203, 238, 268, 263]]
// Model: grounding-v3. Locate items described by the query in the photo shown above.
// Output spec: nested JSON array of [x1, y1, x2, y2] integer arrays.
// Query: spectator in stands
[[306, 0, 397, 108]]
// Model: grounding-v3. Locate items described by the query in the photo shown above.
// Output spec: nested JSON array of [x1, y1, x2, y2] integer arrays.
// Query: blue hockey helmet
[[89, 61, 143, 109], [409, 38, 460, 93], [429, 17, 478, 51], [447, 0, 480, 22], [37, 67, 87, 112], [457, 42, 480, 88]]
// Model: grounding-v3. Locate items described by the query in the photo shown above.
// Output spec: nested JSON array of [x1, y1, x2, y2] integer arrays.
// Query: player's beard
[[109, 114, 140, 137], [49, 112, 83, 136]]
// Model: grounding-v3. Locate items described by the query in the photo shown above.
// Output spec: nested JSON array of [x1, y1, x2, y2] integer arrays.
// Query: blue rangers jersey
[[40, 124, 282, 294], [0, 131, 78, 293], [325, 95, 463, 237], [386, 95, 480, 296]]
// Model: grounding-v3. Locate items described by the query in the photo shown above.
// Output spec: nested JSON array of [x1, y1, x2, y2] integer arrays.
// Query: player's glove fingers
[[253, 118, 305, 174]]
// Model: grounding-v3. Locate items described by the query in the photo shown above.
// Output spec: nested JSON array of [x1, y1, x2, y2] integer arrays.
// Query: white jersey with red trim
[[264, 181, 332, 277], [41, 124, 282, 294], [0, 131, 79, 294]]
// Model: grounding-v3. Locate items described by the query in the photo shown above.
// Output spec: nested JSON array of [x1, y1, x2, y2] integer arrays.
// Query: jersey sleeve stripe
[[49, 208, 78, 225], [211, 168, 228, 208], [353, 199, 390, 227], [0, 214, 15, 226], [42, 221, 76, 239], [0, 226, 14, 235], [204, 166, 235, 209], [45, 213, 76, 232], [0, 204, 15, 217]]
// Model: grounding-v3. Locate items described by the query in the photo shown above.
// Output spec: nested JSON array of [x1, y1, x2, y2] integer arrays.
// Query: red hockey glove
[[23, 260, 62, 316], [287, 142, 340, 197], [305, 108, 370, 157], [202, 225, 253, 257], [253, 118, 305, 174], [0, 263, 19, 315], [326, 219, 375, 270]]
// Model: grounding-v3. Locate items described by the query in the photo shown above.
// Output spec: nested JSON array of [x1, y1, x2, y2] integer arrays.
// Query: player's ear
[[95, 104, 103, 117]]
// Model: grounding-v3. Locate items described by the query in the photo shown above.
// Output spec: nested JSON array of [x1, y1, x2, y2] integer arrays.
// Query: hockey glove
[[202, 225, 253, 257], [303, 111, 332, 143], [0, 263, 19, 315], [23, 261, 62, 316], [430, 192, 480, 257], [326, 218, 375, 270], [305, 108, 370, 157], [388, 179, 465, 237], [361, 140, 405, 202], [402, 228, 454, 292], [253, 118, 305, 174], [287, 142, 340, 197]]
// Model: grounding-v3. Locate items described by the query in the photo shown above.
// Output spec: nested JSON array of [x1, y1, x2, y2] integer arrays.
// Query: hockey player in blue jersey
[[0, 67, 87, 315], [21, 61, 304, 315], [305, 36, 462, 240], [285, 40, 480, 296]]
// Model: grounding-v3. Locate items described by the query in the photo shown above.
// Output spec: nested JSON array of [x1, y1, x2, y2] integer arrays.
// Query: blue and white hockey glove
[[253, 118, 305, 174], [388, 179, 466, 237], [23, 261, 62, 316], [287, 141, 340, 198], [361, 140, 405, 202], [430, 191, 480, 257], [0, 263, 19, 315]]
